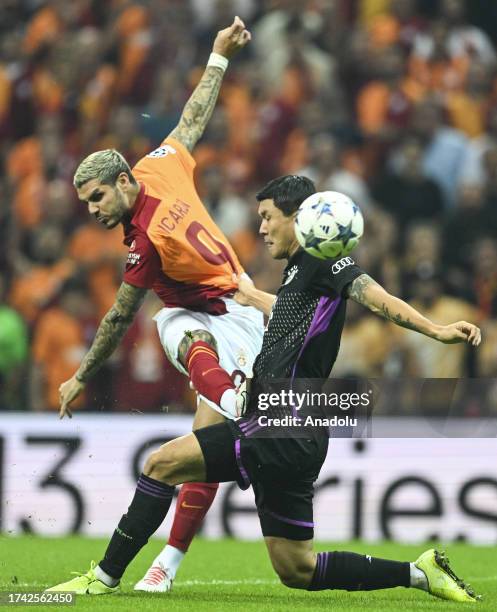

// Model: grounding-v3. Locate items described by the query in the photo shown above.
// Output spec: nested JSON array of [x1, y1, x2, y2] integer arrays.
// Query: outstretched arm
[[346, 274, 481, 345], [58, 282, 147, 418], [169, 16, 251, 152]]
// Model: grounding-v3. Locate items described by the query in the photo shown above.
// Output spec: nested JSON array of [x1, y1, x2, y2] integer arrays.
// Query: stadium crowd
[[1, 0, 497, 414]]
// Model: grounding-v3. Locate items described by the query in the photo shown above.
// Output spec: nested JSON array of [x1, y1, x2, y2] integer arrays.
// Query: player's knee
[[143, 441, 181, 484], [178, 329, 217, 367]]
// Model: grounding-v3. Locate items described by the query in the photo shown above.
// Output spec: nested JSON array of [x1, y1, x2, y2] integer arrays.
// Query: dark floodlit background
[[1, 0, 497, 416]]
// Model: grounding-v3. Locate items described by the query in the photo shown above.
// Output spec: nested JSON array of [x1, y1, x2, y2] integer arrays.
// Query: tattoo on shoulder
[[346, 274, 379, 303], [169, 66, 224, 151]]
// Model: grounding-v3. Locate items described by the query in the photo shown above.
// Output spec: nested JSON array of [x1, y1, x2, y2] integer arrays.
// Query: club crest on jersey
[[236, 348, 248, 367], [129, 240, 136, 252], [283, 265, 298, 286], [147, 144, 177, 158], [332, 257, 354, 274]]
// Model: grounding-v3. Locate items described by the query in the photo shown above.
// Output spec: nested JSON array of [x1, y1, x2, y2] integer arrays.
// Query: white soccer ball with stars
[[294, 191, 364, 260]]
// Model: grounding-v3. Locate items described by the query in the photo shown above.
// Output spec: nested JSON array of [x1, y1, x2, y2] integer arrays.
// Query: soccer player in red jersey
[[58, 17, 260, 591]]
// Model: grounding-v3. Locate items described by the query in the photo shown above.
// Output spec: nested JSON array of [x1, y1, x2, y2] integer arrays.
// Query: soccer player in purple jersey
[[47, 176, 481, 603]]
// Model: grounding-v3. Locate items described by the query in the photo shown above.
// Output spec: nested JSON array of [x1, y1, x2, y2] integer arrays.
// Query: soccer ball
[[294, 191, 364, 260]]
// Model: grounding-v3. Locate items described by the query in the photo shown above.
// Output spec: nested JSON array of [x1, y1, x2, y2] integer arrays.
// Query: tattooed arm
[[168, 66, 225, 152], [345, 274, 481, 345], [168, 17, 251, 152], [58, 282, 147, 418]]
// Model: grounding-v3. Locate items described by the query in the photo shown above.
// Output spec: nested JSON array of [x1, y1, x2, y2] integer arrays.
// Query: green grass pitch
[[1, 537, 495, 611]]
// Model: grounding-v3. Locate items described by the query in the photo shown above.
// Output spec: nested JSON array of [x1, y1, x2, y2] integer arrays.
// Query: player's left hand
[[435, 321, 482, 346], [212, 16, 251, 59], [59, 375, 85, 419]]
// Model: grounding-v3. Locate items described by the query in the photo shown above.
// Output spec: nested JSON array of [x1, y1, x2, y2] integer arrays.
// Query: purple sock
[[308, 551, 410, 591], [99, 474, 175, 579]]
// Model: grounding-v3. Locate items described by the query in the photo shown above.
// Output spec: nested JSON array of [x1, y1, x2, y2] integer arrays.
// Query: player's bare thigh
[[144, 433, 206, 485], [264, 536, 316, 589], [193, 399, 225, 430]]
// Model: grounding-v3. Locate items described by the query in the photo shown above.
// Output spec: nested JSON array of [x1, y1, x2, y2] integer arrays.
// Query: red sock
[[168, 482, 219, 552], [186, 341, 235, 405]]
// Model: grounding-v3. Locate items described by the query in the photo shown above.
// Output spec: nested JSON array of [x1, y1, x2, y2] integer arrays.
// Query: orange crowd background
[[1, 0, 497, 414]]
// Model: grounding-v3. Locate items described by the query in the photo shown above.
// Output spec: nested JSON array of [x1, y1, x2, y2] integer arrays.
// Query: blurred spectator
[[472, 238, 497, 319], [0, 276, 28, 410], [477, 320, 497, 377], [30, 281, 92, 411], [253, 0, 302, 65], [401, 222, 441, 290], [439, 0, 496, 64], [257, 13, 336, 96], [365, 0, 426, 52], [445, 60, 496, 138], [443, 182, 497, 299], [409, 20, 469, 94], [201, 166, 251, 237], [391, 98, 468, 206], [191, 0, 258, 61], [333, 301, 392, 377], [356, 46, 418, 138], [354, 209, 402, 293], [67, 223, 125, 320], [139, 67, 183, 143], [298, 133, 373, 209], [412, 0, 496, 67], [372, 136, 444, 236], [460, 107, 497, 185], [9, 224, 75, 324], [97, 105, 150, 168], [398, 269, 480, 378]]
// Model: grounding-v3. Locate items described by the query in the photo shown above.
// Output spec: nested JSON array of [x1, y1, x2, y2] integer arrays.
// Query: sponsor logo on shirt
[[332, 257, 354, 274], [127, 252, 141, 265], [147, 144, 177, 158], [283, 265, 298, 286]]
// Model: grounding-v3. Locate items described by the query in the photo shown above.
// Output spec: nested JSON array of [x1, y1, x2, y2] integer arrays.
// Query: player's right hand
[[232, 273, 255, 307], [59, 375, 85, 419], [435, 321, 482, 346], [212, 16, 251, 59]]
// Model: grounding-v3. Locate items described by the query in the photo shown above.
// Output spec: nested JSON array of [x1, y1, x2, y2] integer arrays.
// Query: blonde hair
[[73, 149, 135, 188]]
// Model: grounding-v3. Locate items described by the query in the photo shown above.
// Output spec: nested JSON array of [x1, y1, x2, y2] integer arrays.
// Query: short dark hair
[[256, 175, 316, 217]]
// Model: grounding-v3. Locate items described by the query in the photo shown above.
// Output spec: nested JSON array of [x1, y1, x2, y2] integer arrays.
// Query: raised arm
[[169, 16, 251, 152], [58, 281, 147, 419], [346, 274, 481, 345]]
